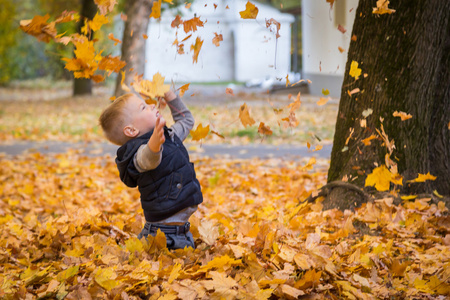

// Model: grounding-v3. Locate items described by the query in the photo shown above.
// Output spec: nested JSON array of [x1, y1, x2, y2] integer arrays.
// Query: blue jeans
[[138, 222, 195, 250]]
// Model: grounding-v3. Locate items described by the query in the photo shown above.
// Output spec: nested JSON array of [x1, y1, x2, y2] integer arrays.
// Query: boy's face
[[125, 95, 165, 136]]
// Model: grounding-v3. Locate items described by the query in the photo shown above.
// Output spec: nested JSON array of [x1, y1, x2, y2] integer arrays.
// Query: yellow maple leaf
[[134, 72, 170, 99], [168, 263, 182, 283], [150, 0, 162, 19], [203, 271, 238, 297], [239, 1, 259, 19], [89, 13, 109, 32], [191, 37, 203, 63], [190, 123, 210, 141], [349, 60, 362, 79], [98, 55, 126, 74], [199, 255, 242, 272], [408, 172, 437, 183], [365, 165, 393, 191], [20, 14, 57, 43], [239, 103, 256, 128]]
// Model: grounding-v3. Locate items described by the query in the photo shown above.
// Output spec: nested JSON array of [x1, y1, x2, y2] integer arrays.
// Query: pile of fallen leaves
[[1, 152, 449, 299]]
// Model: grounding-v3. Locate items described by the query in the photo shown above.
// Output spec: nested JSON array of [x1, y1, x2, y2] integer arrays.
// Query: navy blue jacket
[[116, 128, 203, 222]]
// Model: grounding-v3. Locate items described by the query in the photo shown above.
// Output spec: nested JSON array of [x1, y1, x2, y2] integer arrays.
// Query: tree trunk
[[324, 0, 450, 210], [73, 0, 97, 96], [114, 0, 153, 97]]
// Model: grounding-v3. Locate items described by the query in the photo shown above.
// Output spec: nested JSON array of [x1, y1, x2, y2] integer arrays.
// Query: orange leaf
[[183, 16, 204, 33], [108, 33, 122, 45], [225, 88, 234, 96], [191, 37, 203, 63], [338, 46, 345, 53], [373, 0, 396, 14], [239, 1, 259, 19], [258, 122, 273, 136], [171, 15, 182, 28], [142, 34, 148, 40], [94, 0, 117, 15], [337, 24, 346, 34], [212, 33, 223, 47], [177, 83, 190, 97], [54, 10, 79, 24], [393, 111, 412, 121], [266, 18, 281, 38], [20, 14, 57, 43], [361, 135, 377, 146], [239, 103, 256, 128], [150, 0, 162, 19], [98, 55, 126, 74], [190, 123, 210, 141]]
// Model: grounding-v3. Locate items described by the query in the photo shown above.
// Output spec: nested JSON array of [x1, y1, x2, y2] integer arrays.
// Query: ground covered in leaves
[[1, 151, 449, 299]]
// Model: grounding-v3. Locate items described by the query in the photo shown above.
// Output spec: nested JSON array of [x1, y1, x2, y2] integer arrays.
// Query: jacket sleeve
[[168, 96, 195, 141]]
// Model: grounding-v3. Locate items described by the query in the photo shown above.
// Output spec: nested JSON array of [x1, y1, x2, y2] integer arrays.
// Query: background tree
[[323, 0, 449, 210], [114, 0, 153, 97]]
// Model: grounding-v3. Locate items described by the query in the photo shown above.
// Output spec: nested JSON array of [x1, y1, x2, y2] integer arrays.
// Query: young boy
[[99, 90, 203, 250]]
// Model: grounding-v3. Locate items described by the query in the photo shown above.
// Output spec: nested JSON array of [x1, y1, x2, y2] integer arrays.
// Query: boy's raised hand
[[148, 116, 166, 153]]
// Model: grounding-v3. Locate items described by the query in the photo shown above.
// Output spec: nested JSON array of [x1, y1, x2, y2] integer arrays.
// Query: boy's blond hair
[[99, 93, 134, 145]]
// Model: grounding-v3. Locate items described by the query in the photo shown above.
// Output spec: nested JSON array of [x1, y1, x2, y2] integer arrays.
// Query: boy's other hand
[[164, 90, 176, 102], [148, 116, 166, 153]]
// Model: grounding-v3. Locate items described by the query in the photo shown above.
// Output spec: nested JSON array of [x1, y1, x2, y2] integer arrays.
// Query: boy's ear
[[124, 125, 139, 138]]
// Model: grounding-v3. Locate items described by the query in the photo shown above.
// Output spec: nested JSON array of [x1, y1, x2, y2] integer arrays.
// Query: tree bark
[[114, 0, 153, 97], [73, 0, 97, 96], [324, 0, 450, 210]]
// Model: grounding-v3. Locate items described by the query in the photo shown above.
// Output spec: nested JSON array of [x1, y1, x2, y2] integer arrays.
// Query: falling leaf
[[408, 172, 437, 183], [171, 15, 182, 28], [317, 97, 329, 106], [322, 88, 330, 96], [349, 61, 362, 79], [98, 55, 126, 74], [239, 1, 259, 19], [373, 0, 396, 14], [133, 72, 170, 99], [351, 34, 357, 41], [190, 123, 210, 141], [285, 74, 290, 87], [212, 33, 223, 46], [266, 18, 281, 38], [177, 83, 190, 97], [191, 37, 204, 63], [87, 13, 109, 32], [337, 24, 346, 33], [338, 46, 345, 53], [150, 0, 162, 19], [225, 88, 234, 96], [393, 111, 412, 121], [183, 16, 204, 33], [94, 0, 117, 15], [348, 88, 360, 96], [142, 34, 148, 40], [108, 33, 122, 45], [239, 103, 256, 128], [20, 14, 57, 43], [258, 122, 273, 136], [120, 13, 127, 21]]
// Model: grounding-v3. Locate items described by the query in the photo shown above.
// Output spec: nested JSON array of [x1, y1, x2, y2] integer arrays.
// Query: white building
[[145, 0, 294, 83], [301, 0, 359, 96]]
